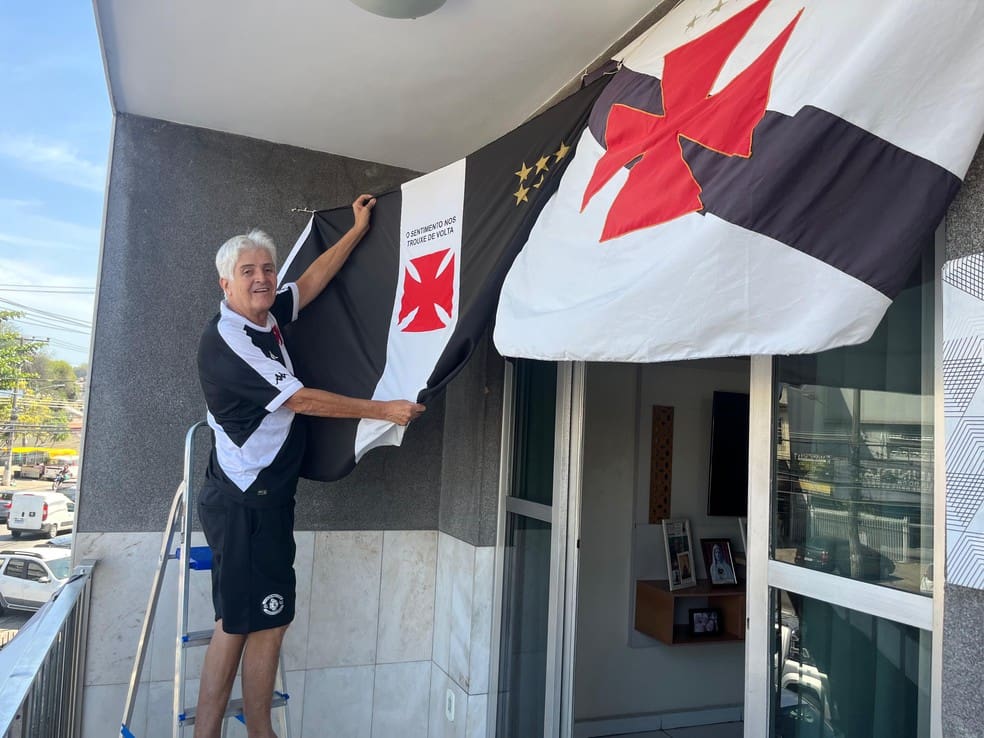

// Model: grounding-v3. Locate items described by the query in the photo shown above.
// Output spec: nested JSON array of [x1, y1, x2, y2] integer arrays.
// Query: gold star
[[532, 174, 545, 189], [534, 155, 551, 174], [708, 0, 726, 14], [686, 14, 700, 29], [553, 141, 570, 162], [513, 183, 530, 205], [515, 162, 533, 182]]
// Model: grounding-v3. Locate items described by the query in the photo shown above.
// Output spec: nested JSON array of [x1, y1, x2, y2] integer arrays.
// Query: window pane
[[496, 514, 551, 738], [47, 558, 71, 579], [5, 560, 26, 579], [26, 562, 47, 581], [510, 360, 557, 505], [773, 256, 934, 595], [771, 588, 930, 738]]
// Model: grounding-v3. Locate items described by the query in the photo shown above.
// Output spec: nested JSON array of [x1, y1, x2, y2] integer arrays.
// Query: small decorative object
[[349, 0, 446, 19], [689, 607, 723, 637], [662, 518, 696, 590], [649, 406, 674, 523], [701, 538, 738, 586]]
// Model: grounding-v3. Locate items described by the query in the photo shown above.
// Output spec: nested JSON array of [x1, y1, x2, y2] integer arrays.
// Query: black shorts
[[198, 484, 296, 634]]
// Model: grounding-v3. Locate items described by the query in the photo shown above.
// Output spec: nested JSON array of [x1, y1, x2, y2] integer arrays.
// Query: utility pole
[[2, 336, 47, 487], [3, 384, 19, 488]]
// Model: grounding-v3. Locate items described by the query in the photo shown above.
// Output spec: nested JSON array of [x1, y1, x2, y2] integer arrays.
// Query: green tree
[[0, 393, 69, 449], [1, 314, 50, 474], [0, 312, 44, 389], [25, 352, 78, 400]]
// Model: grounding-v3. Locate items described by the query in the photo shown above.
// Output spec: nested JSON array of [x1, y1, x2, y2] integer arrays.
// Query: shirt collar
[[219, 299, 274, 333]]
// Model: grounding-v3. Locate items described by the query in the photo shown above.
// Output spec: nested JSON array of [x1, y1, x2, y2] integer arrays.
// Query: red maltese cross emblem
[[583, 0, 803, 241], [399, 249, 455, 332]]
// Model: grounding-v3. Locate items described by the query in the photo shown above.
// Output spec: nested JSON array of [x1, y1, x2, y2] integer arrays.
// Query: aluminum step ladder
[[120, 421, 291, 738]]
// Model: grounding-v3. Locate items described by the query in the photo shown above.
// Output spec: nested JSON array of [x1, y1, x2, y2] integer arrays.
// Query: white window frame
[[488, 361, 581, 738], [744, 223, 945, 738]]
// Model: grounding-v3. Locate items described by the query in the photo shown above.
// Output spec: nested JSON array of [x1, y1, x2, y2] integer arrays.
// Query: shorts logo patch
[[261, 593, 285, 616]]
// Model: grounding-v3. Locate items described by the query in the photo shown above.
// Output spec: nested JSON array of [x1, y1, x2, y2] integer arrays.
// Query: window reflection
[[772, 589, 931, 738], [773, 254, 934, 595], [496, 514, 551, 738]]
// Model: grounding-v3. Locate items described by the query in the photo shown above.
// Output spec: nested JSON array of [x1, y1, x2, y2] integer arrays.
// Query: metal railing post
[[0, 559, 97, 738]]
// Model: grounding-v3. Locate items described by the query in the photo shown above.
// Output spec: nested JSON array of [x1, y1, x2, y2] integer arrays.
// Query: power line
[[0, 298, 92, 329], [46, 338, 90, 353], [12, 319, 90, 337]]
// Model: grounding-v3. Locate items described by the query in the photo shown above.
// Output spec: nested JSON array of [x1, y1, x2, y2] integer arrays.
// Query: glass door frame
[[491, 234, 946, 736], [743, 223, 946, 738], [488, 361, 584, 738]]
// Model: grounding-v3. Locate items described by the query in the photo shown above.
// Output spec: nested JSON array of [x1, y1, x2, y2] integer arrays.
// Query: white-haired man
[[194, 194, 424, 738]]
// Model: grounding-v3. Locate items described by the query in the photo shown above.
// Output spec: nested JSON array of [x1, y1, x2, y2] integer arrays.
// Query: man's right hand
[[383, 400, 426, 426], [353, 194, 376, 233]]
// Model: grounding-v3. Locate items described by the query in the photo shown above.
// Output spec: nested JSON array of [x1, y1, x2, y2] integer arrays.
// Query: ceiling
[[93, 0, 662, 172]]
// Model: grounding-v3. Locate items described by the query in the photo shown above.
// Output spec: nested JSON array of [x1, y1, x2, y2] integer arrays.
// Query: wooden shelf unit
[[634, 579, 746, 645]]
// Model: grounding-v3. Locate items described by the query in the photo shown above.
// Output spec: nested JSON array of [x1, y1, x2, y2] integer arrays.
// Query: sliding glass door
[[746, 244, 939, 737], [491, 360, 581, 738]]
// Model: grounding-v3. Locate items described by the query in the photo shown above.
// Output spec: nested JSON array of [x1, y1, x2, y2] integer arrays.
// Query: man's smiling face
[[221, 246, 277, 324]]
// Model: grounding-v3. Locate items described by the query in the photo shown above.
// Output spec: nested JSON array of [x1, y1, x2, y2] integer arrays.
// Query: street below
[[0, 479, 75, 637]]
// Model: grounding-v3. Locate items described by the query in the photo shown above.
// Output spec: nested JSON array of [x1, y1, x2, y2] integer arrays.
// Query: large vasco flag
[[495, 0, 984, 361], [279, 78, 609, 480], [283, 0, 984, 480]]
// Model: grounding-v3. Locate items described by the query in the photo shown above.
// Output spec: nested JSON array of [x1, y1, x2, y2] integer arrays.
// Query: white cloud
[[0, 199, 100, 254], [0, 133, 105, 192], [0, 256, 95, 363]]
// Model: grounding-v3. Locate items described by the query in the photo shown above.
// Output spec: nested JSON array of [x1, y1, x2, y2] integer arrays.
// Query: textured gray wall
[[946, 140, 984, 261], [942, 140, 984, 736], [80, 113, 446, 533], [941, 583, 984, 737], [438, 330, 504, 547]]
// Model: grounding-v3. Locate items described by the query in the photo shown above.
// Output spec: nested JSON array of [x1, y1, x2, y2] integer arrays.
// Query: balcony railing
[[0, 560, 97, 738]]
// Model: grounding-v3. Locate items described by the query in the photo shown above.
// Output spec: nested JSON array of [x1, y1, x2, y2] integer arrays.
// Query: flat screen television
[[707, 391, 749, 517]]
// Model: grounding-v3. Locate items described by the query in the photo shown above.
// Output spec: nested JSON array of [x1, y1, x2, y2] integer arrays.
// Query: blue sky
[[0, 4, 111, 366]]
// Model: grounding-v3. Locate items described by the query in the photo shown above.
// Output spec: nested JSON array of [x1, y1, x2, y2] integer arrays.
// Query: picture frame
[[662, 518, 697, 590], [737, 517, 747, 552], [689, 607, 723, 637], [701, 537, 738, 586]]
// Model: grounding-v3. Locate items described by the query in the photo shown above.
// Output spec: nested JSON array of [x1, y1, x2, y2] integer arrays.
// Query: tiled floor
[[605, 721, 743, 738]]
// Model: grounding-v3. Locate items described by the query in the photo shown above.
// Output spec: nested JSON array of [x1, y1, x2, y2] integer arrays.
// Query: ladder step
[[182, 629, 214, 648], [175, 545, 213, 570], [179, 692, 289, 726]]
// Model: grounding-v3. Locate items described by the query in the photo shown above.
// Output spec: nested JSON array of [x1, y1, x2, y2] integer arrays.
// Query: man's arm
[[295, 194, 376, 311], [285, 387, 425, 425]]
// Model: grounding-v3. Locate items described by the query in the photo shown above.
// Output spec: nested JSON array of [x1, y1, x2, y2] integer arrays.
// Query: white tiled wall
[[430, 532, 495, 737], [76, 529, 492, 738]]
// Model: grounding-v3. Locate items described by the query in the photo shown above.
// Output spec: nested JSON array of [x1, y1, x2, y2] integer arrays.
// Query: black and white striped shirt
[[197, 283, 305, 505]]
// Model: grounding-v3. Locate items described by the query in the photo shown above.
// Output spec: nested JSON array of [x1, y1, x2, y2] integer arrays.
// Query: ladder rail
[[121, 481, 185, 732], [174, 421, 209, 738], [121, 420, 291, 737]]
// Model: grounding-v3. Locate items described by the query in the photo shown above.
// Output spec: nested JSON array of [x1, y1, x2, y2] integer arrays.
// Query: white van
[[8, 491, 75, 539]]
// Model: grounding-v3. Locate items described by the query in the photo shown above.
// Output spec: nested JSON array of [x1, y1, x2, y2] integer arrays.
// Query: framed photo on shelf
[[701, 538, 738, 586], [689, 607, 723, 637], [662, 518, 697, 590]]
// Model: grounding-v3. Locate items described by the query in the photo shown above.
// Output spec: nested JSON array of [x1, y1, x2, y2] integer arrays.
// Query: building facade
[[77, 5, 984, 737]]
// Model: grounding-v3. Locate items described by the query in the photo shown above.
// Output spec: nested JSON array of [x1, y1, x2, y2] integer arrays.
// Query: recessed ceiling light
[[349, 0, 446, 19]]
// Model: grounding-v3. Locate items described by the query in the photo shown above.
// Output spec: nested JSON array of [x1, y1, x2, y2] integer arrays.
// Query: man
[[195, 194, 424, 738]]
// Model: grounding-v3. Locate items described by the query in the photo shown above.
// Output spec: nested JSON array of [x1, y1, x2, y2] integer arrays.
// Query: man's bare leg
[[240, 625, 288, 738], [194, 620, 246, 738]]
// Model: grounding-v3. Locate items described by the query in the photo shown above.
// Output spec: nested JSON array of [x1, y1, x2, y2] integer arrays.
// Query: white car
[[0, 549, 73, 613], [8, 491, 75, 539]]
